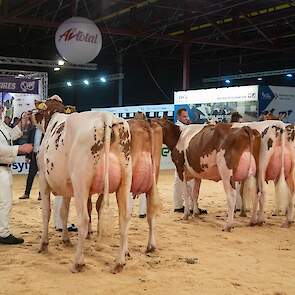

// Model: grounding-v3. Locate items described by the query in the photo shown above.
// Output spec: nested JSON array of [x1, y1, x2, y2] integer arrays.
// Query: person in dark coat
[[19, 124, 42, 200]]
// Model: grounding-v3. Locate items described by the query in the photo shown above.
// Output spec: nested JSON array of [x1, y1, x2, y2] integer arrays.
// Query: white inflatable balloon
[[55, 17, 102, 64]]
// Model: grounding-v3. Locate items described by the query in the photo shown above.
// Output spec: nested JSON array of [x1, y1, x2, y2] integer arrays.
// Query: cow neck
[[163, 123, 181, 151], [45, 111, 62, 131]]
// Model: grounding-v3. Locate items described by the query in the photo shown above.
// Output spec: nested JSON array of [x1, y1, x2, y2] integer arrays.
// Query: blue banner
[[0, 76, 39, 94]]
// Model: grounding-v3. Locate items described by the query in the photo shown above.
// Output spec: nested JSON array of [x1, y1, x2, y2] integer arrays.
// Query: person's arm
[[0, 142, 33, 164], [0, 143, 19, 163]]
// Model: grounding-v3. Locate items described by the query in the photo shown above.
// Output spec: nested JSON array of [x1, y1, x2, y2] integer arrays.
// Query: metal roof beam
[[0, 56, 97, 70]]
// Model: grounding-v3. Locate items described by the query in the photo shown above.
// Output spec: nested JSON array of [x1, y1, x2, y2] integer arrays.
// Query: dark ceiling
[[0, 0, 295, 109], [0, 0, 295, 64]]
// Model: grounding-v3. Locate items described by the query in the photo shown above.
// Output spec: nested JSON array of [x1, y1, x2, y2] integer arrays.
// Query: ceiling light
[[53, 67, 60, 71], [286, 73, 293, 78], [83, 79, 89, 85], [58, 59, 65, 66], [100, 76, 107, 83], [66, 81, 72, 87], [257, 77, 263, 81], [225, 79, 231, 84]]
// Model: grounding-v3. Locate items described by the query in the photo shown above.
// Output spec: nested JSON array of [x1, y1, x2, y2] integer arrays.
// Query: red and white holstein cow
[[32, 95, 132, 273], [232, 120, 294, 227], [89, 112, 162, 253], [155, 117, 260, 231]]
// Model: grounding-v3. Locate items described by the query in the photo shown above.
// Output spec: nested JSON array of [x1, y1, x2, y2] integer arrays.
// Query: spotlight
[[225, 79, 231, 84], [66, 81, 72, 87], [83, 79, 89, 85], [58, 59, 65, 66], [53, 67, 60, 71], [100, 76, 107, 83], [286, 73, 293, 78], [17, 74, 25, 78], [257, 77, 263, 81]]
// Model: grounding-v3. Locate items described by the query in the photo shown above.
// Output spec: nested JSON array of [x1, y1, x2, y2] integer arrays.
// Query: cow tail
[[242, 127, 256, 213], [275, 124, 289, 215], [98, 115, 113, 238]]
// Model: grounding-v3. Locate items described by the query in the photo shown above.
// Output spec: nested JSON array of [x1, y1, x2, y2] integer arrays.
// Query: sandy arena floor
[[0, 170, 294, 295]]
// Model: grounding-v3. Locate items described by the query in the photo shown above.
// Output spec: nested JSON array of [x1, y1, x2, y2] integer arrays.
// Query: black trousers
[[24, 153, 38, 196]]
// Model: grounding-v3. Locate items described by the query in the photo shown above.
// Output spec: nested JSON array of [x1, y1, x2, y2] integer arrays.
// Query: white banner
[[92, 105, 175, 170], [92, 104, 174, 115], [174, 85, 258, 105]]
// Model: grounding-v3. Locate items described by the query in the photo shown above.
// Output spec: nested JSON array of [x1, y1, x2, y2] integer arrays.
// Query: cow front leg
[[61, 197, 71, 246], [114, 182, 131, 274], [71, 190, 89, 273], [38, 184, 51, 253], [191, 179, 202, 217]]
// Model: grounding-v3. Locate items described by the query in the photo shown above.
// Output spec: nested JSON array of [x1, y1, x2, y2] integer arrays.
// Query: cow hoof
[[38, 242, 48, 253], [145, 245, 156, 254], [257, 221, 264, 226], [240, 212, 247, 218], [223, 225, 233, 232], [183, 214, 189, 220], [281, 221, 292, 228], [125, 251, 131, 258], [112, 263, 125, 274], [63, 239, 72, 247], [198, 208, 208, 215], [70, 263, 86, 273], [249, 222, 257, 227]]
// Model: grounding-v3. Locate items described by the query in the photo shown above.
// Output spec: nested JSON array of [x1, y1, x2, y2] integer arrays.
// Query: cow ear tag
[[36, 101, 48, 111]]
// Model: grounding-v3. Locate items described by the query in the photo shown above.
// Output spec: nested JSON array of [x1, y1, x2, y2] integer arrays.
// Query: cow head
[[32, 95, 67, 133], [152, 116, 180, 150]]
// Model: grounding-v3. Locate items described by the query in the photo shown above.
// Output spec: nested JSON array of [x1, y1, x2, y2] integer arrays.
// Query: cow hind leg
[[71, 189, 89, 273], [38, 177, 51, 253], [61, 197, 72, 246], [113, 184, 131, 274], [281, 170, 295, 228], [146, 178, 160, 253], [96, 194, 103, 236], [87, 196, 92, 239]]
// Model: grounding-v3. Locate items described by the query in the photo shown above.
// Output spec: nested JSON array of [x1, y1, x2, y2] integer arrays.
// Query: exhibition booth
[[0, 73, 46, 174], [174, 85, 295, 123]]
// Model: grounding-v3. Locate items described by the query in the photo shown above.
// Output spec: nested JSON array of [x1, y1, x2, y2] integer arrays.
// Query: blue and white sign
[[11, 156, 29, 174]]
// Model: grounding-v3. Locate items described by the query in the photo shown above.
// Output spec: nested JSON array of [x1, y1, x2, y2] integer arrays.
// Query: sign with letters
[[0, 77, 39, 94]]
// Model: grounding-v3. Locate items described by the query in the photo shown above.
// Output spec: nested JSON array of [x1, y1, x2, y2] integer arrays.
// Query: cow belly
[[90, 153, 121, 194], [233, 151, 256, 182], [131, 153, 153, 194], [266, 146, 292, 181]]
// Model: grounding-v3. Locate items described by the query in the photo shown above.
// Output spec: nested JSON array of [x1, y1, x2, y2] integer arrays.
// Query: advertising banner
[[174, 85, 259, 123], [11, 156, 29, 174], [0, 77, 39, 94], [258, 85, 295, 122]]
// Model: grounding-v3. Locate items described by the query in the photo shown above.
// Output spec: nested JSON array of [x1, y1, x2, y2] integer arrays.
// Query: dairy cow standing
[[232, 120, 294, 227], [154, 117, 260, 231], [89, 112, 162, 253], [33, 95, 132, 273]]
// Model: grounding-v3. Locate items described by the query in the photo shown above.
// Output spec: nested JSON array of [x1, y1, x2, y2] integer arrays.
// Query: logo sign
[[55, 17, 102, 64], [0, 77, 39, 94]]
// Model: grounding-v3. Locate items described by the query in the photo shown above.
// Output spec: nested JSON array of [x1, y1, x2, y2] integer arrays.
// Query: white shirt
[[33, 128, 42, 153], [0, 120, 22, 164]]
